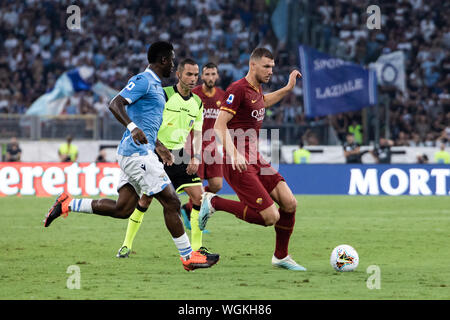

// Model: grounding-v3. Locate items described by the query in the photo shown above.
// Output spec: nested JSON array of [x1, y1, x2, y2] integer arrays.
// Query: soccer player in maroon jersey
[[198, 48, 306, 270], [180, 63, 225, 229]]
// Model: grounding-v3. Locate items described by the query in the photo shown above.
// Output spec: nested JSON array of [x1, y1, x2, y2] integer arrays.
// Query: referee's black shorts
[[158, 148, 203, 194]]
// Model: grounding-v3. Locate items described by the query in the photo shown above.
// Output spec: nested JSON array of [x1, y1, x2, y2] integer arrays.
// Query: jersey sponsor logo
[[251, 108, 265, 121], [204, 108, 220, 119], [226, 94, 234, 105]]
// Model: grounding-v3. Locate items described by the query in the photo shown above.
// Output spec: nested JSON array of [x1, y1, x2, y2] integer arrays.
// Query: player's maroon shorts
[[222, 156, 285, 211], [198, 143, 223, 180], [197, 161, 223, 180]]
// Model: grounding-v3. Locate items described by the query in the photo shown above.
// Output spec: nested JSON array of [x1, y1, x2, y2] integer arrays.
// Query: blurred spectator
[[302, 129, 320, 146], [96, 147, 108, 163], [438, 125, 450, 142], [6, 137, 22, 161], [58, 135, 78, 162], [93, 96, 110, 116], [417, 153, 429, 164], [331, 113, 348, 143], [343, 133, 361, 164], [348, 119, 363, 145], [293, 141, 311, 164], [395, 131, 410, 146], [434, 141, 450, 164], [371, 138, 394, 164]]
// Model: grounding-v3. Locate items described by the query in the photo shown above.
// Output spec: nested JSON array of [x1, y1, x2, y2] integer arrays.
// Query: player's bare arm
[[186, 130, 202, 175], [263, 70, 302, 108], [155, 139, 174, 166], [109, 95, 148, 145], [214, 110, 248, 173]]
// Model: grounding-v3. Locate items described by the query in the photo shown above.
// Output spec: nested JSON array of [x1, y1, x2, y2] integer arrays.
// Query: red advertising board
[[0, 162, 120, 197]]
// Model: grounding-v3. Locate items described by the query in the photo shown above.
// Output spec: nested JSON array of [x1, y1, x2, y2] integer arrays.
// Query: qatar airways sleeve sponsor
[[0, 162, 120, 197], [203, 108, 220, 119]]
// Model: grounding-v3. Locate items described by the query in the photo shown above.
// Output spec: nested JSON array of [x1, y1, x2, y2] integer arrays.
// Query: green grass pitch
[[0, 195, 449, 300]]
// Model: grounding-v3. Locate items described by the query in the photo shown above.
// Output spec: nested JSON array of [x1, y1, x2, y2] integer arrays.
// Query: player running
[[180, 62, 225, 230], [116, 58, 219, 260], [198, 48, 306, 271], [43, 42, 218, 271]]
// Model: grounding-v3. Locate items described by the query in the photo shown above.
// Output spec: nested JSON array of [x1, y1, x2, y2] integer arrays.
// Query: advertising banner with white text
[[0, 163, 448, 197]]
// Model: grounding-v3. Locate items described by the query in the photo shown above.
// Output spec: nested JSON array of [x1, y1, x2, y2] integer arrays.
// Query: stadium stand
[[0, 0, 448, 148]]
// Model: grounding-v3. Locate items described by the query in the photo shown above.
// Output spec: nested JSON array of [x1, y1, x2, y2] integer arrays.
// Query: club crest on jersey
[[226, 94, 234, 105]]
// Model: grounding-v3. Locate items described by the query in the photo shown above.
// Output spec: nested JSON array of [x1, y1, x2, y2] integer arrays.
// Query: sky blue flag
[[299, 45, 377, 118], [26, 66, 94, 116], [271, 0, 288, 43]]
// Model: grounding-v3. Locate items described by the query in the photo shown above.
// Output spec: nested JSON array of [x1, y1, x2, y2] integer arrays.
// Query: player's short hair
[[250, 47, 274, 61], [202, 62, 218, 72], [147, 41, 174, 64], [177, 58, 197, 73]]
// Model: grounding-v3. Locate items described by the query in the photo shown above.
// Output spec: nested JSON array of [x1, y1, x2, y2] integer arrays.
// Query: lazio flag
[[26, 66, 93, 116]]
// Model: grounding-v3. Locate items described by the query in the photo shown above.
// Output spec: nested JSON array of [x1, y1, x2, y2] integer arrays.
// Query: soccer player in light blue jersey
[[43, 42, 218, 271]]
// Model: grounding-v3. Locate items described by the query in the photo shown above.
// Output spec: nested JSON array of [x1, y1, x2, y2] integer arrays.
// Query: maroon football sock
[[274, 209, 296, 259], [211, 196, 266, 226]]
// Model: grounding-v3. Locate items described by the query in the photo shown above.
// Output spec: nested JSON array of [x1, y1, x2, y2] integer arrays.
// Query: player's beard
[[256, 73, 271, 84], [205, 80, 215, 89]]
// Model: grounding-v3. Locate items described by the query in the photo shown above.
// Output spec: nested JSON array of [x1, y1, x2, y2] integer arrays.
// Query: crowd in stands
[[0, 0, 448, 147], [314, 0, 450, 146], [0, 0, 286, 117]]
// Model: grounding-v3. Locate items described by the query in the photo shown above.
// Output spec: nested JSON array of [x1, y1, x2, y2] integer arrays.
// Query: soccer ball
[[330, 245, 359, 272]]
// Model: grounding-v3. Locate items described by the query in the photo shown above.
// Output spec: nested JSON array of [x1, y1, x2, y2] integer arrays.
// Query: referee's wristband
[[127, 122, 138, 132]]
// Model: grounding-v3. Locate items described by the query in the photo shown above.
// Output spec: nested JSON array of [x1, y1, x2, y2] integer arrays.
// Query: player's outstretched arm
[[263, 70, 302, 108], [109, 95, 148, 145]]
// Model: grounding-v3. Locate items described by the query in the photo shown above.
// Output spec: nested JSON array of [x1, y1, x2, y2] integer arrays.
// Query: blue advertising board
[[217, 164, 450, 196]]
